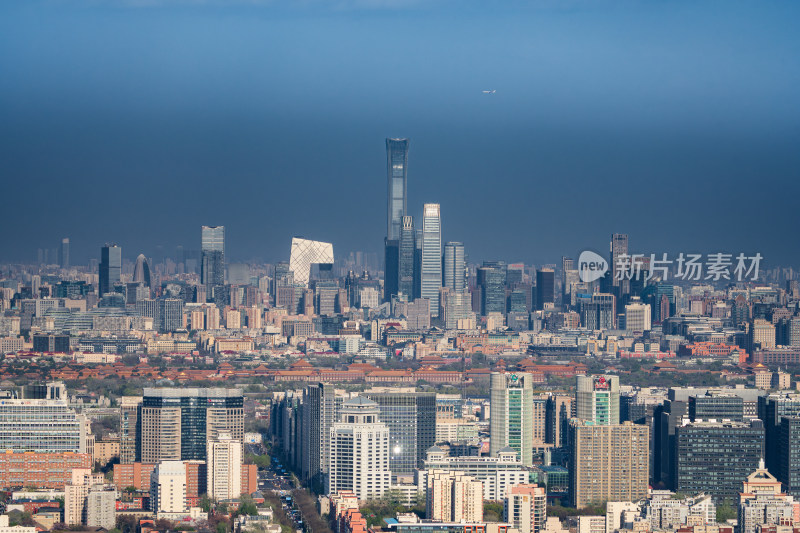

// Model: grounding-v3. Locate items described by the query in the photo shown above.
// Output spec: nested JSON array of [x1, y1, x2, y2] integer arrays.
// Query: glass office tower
[[443, 241, 465, 292], [201, 225, 225, 291], [421, 203, 442, 317], [99, 244, 122, 297], [398, 216, 416, 298], [386, 138, 409, 241]]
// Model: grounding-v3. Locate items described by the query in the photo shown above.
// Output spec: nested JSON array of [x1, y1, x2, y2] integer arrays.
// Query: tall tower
[[386, 138, 409, 241], [98, 244, 121, 297], [490, 372, 534, 466], [535, 268, 555, 310], [443, 242, 466, 292], [611, 233, 629, 287], [398, 216, 416, 298], [201, 225, 225, 293], [132, 254, 152, 288], [60, 238, 70, 269], [576, 375, 620, 425], [421, 203, 442, 317]]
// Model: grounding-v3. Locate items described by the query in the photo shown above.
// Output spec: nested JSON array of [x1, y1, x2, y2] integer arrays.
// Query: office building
[[0, 397, 87, 453], [385, 239, 400, 302], [535, 269, 554, 310], [545, 394, 573, 448], [201, 225, 225, 292], [327, 397, 391, 500], [421, 204, 442, 317], [758, 392, 800, 476], [207, 433, 242, 501], [576, 375, 620, 425], [490, 372, 534, 466], [140, 388, 244, 463], [363, 390, 436, 474], [386, 138, 409, 241], [568, 420, 649, 508], [426, 470, 483, 523], [675, 419, 764, 503], [580, 293, 616, 330], [132, 254, 151, 288], [444, 242, 466, 292], [688, 392, 744, 422], [504, 484, 547, 533], [398, 216, 416, 298], [159, 298, 184, 332], [150, 460, 188, 514], [302, 383, 343, 490], [289, 237, 334, 287], [60, 238, 70, 269], [611, 233, 629, 288], [778, 416, 800, 498], [443, 290, 473, 330], [98, 244, 121, 298], [624, 298, 651, 331], [0, 452, 91, 490], [120, 396, 142, 464], [421, 446, 528, 501], [479, 263, 506, 316]]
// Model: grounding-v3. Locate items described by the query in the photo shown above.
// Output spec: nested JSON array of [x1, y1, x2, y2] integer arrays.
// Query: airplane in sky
[[482, 89, 496, 94]]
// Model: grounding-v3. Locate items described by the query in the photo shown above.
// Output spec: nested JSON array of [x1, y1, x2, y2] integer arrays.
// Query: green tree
[[717, 503, 736, 522]]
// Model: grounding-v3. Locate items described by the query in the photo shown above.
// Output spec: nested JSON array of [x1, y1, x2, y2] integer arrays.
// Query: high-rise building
[[738, 458, 796, 533], [426, 470, 484, 523], [398, 216, 416, 298], [576, 375, 620, 425], [363, 390, 436, 474], [478, 262, 506, 316], [120, 396, 143, 464], [545, 395, 573, 449], [624, 298, 651, 331], [0, 396, 87, 453], [384, 239, 400, 303], [688, 392, 744, 422], [675, 420, 765, 503], [421, 447, 528, 501], [386, 138, 409, 241], [778, 417, 800, 498], [140, 388, 243, 463], [302, 383, 343, 490], [421, 204, 442, 317], [535, 269, 555, 310], [159, 298, 184, 332], [150, 460, 188, 514], [289, 237, 334, 287], [568, 420, 649, 508], [86, 485, 116, 529], [758, 392, 800, 476], [444, 242, 466, 292], [133, 254, 152, 288], [327, 397, 391, 500], [60, 238, 70, 269], [207, 433, 242, 501], [610, 233, 629, 288], [201, 225, 225, 293], [64, 468, 104, 526], [490, 372, 534, 466], [98, 244, 121, 298], [580, 293, 616, 330], [504, 484, 547, 533]]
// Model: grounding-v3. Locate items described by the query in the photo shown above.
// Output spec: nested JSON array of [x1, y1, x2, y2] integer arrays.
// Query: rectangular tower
[[201, 225, 225, 291], [386, 138, 409, 241], [98, 244, 121, 298], [421, 203, 442, 317]]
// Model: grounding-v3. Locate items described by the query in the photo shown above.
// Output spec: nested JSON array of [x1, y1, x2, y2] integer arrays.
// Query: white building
[[86, 486, 117, 530], [625, 299, 652, 332], [289, 238, 334, 287], [64, 468, 104, 526], [327, 397, 391, 501], [150, 461, 187, 514], [420, 445, 529, 501], [504, 484, 547, 533], [644, 491, 715, 531], [207, 433, 242, 501]]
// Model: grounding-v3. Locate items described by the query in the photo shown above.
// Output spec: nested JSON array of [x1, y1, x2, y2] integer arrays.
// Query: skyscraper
[[398, 216, 416, 298], [362, 390, 436, 474], [479, 262, 506, 316], [201, 225, 225, 292], [421, 203, 442, 317], [576, 375, 620, 425], [98, 244, 121, 298], [289, 237, 334, 287], [302, 383, 342, 490], [384, 238, 399, 303], [59, 238, 70, 269], [327, 396, 391, 501], [207, 433, 242, 501], [535, 268, 554, 310], [386, 138, 409, 241], [490, 372, 534, 466], [611, 233, 629, 288], [443, 242, 466, 292], [132, 254, 151, 288]]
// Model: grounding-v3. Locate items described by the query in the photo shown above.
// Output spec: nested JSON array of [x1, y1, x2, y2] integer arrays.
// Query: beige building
[[751, 319, 776, 350], [504, 484, 547, 533], [94, 438, 120, 466], [207, 433, 242, 501], [426, 470, 483, 523], [86, 485, 117, 530], [120, 396, 142, 465], [568, 421, 649, 508], [64, 468, 104, 526]]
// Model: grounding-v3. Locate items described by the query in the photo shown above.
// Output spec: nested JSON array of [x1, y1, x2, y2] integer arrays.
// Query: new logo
[[578, 250, 608, 283]]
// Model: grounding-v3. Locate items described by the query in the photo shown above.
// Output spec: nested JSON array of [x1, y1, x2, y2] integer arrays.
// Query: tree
[[717, 503, 736, 522], [237, 494, 258, 517], [200, 494, 214, 512], [216, 523, 228, 533]]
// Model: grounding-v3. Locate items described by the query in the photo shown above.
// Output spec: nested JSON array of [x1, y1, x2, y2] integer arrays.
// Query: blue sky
[[1, 0, 799, 266]]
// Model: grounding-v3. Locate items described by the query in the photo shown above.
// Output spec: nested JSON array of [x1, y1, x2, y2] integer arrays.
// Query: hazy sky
[[1, 0, 799, 267]]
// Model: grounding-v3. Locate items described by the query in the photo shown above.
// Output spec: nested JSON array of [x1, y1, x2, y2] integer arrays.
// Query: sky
[[1, 0, 799, 267]]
